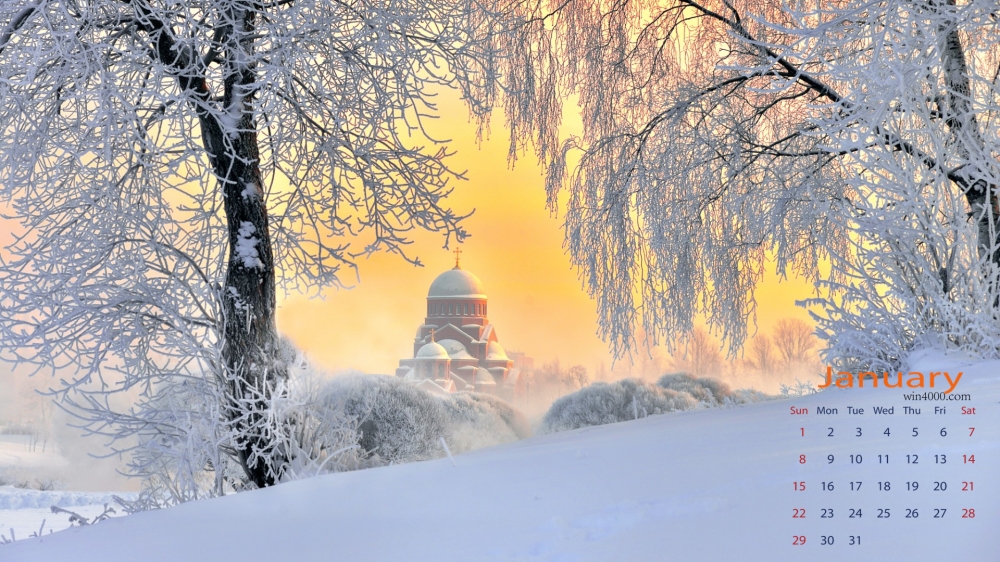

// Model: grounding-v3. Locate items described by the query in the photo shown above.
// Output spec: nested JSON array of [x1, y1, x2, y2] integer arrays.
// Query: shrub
[[323, 374, 448, 464], [320, 376, 533, 463], [540, 379, 696, 434], [656, 372, 732, 405], [439, 392, 532, 453], [127, 369, 534, 509]]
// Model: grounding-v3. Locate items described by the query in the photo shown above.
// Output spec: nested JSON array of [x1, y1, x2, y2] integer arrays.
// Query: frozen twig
[[440, 437, 456, 467]]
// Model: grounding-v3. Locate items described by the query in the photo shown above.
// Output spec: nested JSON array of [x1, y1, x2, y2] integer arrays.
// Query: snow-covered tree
[[793, 0, 1000, 369], [0, 0, 518, 490], [507, 0, 1000, 366]]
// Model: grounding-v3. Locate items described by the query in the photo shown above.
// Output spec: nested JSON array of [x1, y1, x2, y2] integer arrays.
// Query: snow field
[[2, 349, 997, 561]]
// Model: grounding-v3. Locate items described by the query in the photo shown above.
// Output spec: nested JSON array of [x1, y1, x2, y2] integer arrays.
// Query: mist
[[513, 319, 826, 423], [0, 360, 134, 493]]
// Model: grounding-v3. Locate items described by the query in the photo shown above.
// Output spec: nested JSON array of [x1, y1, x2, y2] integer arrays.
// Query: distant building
[[396, 253, 531, 399]]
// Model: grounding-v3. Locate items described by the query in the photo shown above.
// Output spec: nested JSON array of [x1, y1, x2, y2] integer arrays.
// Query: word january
[[818, 367, 963, 394]]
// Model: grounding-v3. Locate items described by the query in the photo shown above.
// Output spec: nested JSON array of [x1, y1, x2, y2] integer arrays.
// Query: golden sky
[[277, 88, 819, 376]]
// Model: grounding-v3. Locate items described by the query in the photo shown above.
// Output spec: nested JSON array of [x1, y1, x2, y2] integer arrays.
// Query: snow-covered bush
[[124, 366, 366, 511], [779, 380, 820, 398], [540, 374, 776, 434], [318, 376, 534, 462], [125, 375, 239, 511], [439, 392, 531, 453], [727, 389, 773, 404], [540, 379, 696, 434], [321, 374, 449, 464], [656, 372, 732, 405], [125, 369, 534, 509], [272, 375, 369, 482], [658, 372, 774, 406]]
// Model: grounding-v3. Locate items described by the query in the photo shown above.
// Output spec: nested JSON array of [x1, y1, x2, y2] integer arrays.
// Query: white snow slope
[[4, 349, 997, 561]]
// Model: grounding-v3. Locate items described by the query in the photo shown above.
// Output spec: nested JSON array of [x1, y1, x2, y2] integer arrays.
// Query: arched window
[[438, 364, 445, 377]]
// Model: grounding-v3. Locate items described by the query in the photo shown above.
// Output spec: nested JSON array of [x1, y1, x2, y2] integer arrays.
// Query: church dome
[[416, 341, 449, 359], [427, 267, 486, 299], [474, 367, 497, 386], [486, 341, 508, 360], [437, 339, 474, 359]]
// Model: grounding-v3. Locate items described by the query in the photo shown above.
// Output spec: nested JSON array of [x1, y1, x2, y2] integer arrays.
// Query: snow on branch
[[505, 0, 1000, 366]]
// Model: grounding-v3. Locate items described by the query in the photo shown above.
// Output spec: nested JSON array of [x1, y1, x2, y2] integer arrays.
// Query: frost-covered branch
[[506, 0, 1000, 365]]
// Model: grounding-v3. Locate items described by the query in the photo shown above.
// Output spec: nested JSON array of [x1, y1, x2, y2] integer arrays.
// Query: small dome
[[438, 339, 474, 359], [486, 341, 508, 360], [474, 367, 497, 386], [428, 268, 486, 299], [416, 341, 449, 359]]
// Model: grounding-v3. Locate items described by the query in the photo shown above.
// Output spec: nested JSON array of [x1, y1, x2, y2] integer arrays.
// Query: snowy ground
[[0, 487, 131, 542], [2, 349, 997, 560]]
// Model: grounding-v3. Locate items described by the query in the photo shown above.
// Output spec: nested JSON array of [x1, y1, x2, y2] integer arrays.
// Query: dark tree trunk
[[938, 2, 1000, 269], [211, 7, 287, 490], [139, 4, 286, 488]]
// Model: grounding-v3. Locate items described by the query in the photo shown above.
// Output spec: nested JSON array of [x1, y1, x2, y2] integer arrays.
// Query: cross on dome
[[453, 247, 462, 268]]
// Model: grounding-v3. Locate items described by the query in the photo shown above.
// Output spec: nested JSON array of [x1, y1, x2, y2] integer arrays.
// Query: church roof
[[415, 379, 452, 395], [427, 267, 486, 299], [416, 341, 449, 359], [452, 376, 473, 391]]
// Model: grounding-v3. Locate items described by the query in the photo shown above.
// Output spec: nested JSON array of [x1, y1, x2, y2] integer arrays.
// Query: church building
[[396, 251, 530, 399]]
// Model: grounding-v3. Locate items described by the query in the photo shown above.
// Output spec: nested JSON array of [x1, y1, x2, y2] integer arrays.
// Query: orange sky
[[277, 88, 819, 376]]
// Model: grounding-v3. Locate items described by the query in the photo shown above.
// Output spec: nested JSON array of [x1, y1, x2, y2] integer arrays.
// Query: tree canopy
[[508, 0, 1000, 367]]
